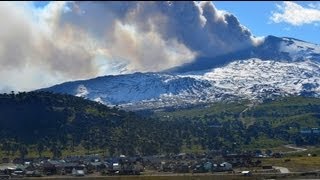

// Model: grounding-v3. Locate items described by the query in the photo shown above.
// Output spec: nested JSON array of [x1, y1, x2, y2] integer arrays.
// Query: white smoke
[[0, 1, 260, 92], [0, 2, 97, 92]]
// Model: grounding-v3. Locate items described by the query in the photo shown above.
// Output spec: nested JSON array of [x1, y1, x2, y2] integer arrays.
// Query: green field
[[260, 146, 320, 171]]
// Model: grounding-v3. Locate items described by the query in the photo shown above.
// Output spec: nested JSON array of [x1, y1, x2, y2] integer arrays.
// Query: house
[[0, 163, 17, 175], [223, 154, 253, 166], [119, 158, 141, 175], [112, 163, 120, 171], [12, 164, 26, 176], [192, 164, 207, 173], [203, 162, 212, 172], [25, 170, 42, 177], [300, 128, 312, 134], [220, 162, 232, 171], [11, 169, 24, 178], [72, 168, 85, 176], [212, 162, 233, 172], [159, 161, 167, 172], [300, 128, 320, 135], [159, 161, 176, 172], [0, 163, 17, 171], [60, 163, 81, 174], [105, 162, 120, 175], [25, 164, 37, 171], [241, 170, 252, 176], [312, 128, 320, 134], [87, 162, 106, 172], [42, 161, 59, 175]]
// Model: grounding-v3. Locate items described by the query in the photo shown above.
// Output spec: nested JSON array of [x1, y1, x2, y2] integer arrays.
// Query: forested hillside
[[154, 96, 320, 149], [0, 92, 319, 158]]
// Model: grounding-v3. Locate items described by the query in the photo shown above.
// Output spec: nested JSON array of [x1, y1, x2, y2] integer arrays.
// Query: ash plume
[[0, 1, 260, 91]]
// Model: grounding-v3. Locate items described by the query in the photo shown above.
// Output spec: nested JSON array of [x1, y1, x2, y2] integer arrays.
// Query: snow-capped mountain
[[40, 36, 320, 110]]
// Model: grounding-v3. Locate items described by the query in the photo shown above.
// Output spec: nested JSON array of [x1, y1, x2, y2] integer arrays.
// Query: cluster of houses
[[0, 151, 279, 178], [159, 160, 233, 173], [300, 127, 320, 135], [0, 154, 143, 178]]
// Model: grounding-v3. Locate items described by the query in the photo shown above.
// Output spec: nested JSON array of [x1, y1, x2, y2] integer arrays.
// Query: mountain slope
[[40, 58, 320, 110], [39, 36, 320, 110]]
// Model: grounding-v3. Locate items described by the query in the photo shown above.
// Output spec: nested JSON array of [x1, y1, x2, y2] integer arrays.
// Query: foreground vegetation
[[0, 92, 319, 159]]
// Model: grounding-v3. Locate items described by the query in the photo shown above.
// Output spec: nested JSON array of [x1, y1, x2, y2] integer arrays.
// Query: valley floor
[[21, 172, 320, 180]]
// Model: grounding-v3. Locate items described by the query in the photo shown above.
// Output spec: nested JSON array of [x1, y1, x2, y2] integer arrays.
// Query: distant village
[[0, 150, 287, 179]]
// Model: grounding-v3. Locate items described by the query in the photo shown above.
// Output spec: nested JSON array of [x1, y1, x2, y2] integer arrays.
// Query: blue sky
[[33, 1, 49, 8], [214, 1, 320, 44]]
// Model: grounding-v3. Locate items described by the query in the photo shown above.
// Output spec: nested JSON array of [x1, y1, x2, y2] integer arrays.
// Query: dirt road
[[283, 144, 307, 154]]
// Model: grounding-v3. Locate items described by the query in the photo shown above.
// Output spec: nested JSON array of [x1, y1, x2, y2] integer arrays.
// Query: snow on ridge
[[280, 38, 320, 60], [67, 58, 320, 110], [201, 58, 320, 99]]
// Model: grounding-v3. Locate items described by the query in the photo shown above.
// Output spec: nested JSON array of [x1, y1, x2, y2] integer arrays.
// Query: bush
[[284, 159, 291, 162]]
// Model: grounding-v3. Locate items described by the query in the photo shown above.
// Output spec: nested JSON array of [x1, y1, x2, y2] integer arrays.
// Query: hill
[[0, 92, 319, 158], [153, 96, 320, 149], [0, 91, 176, 157]]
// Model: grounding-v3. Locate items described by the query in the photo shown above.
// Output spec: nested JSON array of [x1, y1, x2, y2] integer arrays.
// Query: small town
[[0, 152, 272, 179], [0, 148, 319, 179]]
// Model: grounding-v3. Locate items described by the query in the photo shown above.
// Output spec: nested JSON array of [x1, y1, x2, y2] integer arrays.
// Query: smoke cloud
[[0, 1, 259, 92]]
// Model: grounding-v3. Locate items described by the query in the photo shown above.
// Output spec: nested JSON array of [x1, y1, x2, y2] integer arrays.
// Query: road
[[283, 144, 307, 154], [272, 145, 309, 174], [271, 145, 308, 174]]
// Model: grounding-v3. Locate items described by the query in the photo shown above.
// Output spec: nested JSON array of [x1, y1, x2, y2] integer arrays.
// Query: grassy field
[[262, 156, 320, 172], [286, 146, 320, 157], [260, 146, 320, 172]]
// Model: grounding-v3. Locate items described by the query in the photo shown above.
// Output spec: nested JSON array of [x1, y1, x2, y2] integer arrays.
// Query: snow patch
[[75, 84, 89, 97]]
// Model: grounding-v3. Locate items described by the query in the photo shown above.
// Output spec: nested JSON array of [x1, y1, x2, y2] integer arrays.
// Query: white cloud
[[0, 1, 260, 92], [270, 1, 320, 26]]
